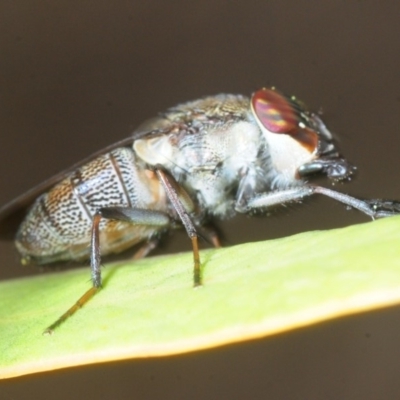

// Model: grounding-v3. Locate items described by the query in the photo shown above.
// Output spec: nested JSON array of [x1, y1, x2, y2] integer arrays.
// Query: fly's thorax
[[165, 93, 250, 123], [181, 121, 264, 215], [134, 120, 264, 217]]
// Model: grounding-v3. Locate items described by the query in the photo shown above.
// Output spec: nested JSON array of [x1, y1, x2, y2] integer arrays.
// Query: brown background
[[1, 1, 400, 398]]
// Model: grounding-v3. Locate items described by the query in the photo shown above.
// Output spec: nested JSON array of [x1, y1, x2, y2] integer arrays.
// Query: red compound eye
[[251, 87, 319, 153], [251, 88, 298, 133]]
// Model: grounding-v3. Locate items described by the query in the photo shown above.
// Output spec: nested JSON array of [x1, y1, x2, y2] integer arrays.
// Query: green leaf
[[1, 216, 400, 379]]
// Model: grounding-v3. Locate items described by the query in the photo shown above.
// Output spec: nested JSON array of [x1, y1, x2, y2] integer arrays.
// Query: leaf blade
[[1, 216, 400, 379]]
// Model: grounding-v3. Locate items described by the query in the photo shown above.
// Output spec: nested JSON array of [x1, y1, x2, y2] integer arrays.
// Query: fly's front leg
[[362, 198, 400, 218], [310, 186, 400, 218], [244, 185, 400, 219], [43, 207, 170, 334], [155, 168, 203, 287]]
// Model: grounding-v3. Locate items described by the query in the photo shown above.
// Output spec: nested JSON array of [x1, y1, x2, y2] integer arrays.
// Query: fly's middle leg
[[155, 168, 203, 287]]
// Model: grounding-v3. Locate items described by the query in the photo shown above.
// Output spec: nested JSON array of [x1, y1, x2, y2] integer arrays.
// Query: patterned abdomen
[[16, 147, 167, 264]]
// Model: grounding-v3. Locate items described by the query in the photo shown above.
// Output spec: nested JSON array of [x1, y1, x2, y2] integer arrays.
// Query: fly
[[1, 87, 399, 333]]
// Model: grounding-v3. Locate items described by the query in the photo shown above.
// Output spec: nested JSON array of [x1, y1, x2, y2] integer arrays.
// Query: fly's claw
[[366, 199, 400, 218]]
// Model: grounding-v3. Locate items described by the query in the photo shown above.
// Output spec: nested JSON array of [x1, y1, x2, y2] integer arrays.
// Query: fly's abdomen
[[16, 147, 167, 264]]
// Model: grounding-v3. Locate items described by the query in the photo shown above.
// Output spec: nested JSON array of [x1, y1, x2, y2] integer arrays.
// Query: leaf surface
[[1, 217, 400, 379]]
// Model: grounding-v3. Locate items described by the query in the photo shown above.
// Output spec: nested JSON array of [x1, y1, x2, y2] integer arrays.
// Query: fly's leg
[[312, 187, 400, 218], [201, 223, 223, 248], [90, 208, 170, 287], [43, 207, 170, 334], [362, 199, 400, 218], [132, 238, 160, 260], [245, 185, 400, 218], [155, 168, 203, 287]]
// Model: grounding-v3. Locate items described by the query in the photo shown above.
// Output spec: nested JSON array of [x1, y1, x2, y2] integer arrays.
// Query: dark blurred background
[[1, 1, 400, 398]]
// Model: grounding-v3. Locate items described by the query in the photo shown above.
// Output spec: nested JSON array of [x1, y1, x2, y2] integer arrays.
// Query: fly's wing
[[0, 118, 173, 240]]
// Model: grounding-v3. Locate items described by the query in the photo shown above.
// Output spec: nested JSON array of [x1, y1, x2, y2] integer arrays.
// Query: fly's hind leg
[[131, 238, 160, 260], [200, 223, 223, 248], [43, 207, 170, 334]]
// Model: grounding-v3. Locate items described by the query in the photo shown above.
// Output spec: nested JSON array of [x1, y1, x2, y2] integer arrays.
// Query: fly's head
[[251, 87, 356, 184]]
